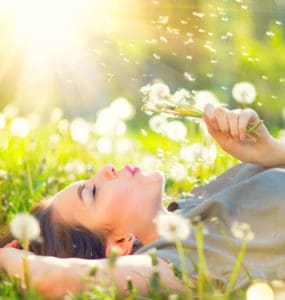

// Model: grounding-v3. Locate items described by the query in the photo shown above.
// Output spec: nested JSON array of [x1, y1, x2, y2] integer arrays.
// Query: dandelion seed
[[184, 72, 196, 82], [10, 117, 30, 138], [232, 82, 257, 104], [70, 118, 90, 143], [155, 213, 191, 242], [10, 213, 40, 242], [231, 221, 255, 241], [246, 282, 274, 300]]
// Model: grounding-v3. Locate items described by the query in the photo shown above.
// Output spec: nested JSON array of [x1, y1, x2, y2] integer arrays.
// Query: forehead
[[51, 181, 84, 223]]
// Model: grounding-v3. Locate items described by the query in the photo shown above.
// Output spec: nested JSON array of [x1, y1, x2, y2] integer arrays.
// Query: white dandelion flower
[[10, 117, 30, 138], [168, 163, 188, 181], [232, 82, 257, 104], [96, 137, 113, 154], [70, 118, 90, 143], [141, 82, 170, 103], [172, 88, 191, 103], [194, 90, 220, 111], [110, 98, 135, 120], [149, 115, 168, 134], [10, 213, 40, 242], [155, 213, 191, 241], [231, 221, 255, 241], [246, 282, 274, 300], [166, 121, 187, 141]]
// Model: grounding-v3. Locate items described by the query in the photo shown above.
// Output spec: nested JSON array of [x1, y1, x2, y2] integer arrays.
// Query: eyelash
[[92, 185, 97, 197]]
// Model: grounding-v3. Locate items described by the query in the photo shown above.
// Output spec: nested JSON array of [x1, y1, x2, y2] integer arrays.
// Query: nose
[[87, 165, 116, 185]]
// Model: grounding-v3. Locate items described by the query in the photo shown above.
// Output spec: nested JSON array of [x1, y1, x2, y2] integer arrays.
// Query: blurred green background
[[0, 0, 284, 127]]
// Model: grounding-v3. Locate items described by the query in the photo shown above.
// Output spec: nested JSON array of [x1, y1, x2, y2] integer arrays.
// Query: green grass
[[0, 111, 277, 299]]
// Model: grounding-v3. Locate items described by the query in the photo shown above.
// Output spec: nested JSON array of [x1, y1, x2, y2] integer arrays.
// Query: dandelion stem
[[25, 162, 34, 199], [175, 239, 193, 298], [223, 237, 247, 300]]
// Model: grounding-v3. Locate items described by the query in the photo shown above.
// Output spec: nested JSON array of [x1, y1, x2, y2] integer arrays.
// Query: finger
[[204, 103, 219, 130], [214, 106, 230, 134], [239, 108, 259, 140], [228, 110, 240, 140]]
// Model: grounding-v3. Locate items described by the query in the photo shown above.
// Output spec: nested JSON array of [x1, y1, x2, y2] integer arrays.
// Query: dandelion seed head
[[231, 221, 255, 241], [141, 82, 170, 103], [10, 117, 30, 138], [232, 82, 257, 104], [166, 120, 187, 141], [246, 282, 274, 300], [168, 163, 188, 181], [96, 137, 113, 154], [110, 98, 135, 120], [51, 108, 63, 122], [155, 213, 191, 241], [149, 115, 168, 134], [10, 213, 40, 242], [3, 104, 19, 118], [172, 88, 191, 103], [194, 90, 220, 111], [70, 118, 90, 143]]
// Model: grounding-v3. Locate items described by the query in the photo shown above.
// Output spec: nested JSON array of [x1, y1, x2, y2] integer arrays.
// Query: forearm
[[0, 249, 183, 298], [260, 138, 285, 167]]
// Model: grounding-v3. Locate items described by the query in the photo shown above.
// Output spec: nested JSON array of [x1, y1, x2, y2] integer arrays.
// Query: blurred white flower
[[231, 221, 255, 241], [194, 90, 220, 111], [149, 115, 168, 134], [94, 108, 126, 136], [116, 137, 133, 154], [70, 118, 90, 143], [3, 104, 19, 118], [0, 169, 7, 180], [180, 143, 218, 163], [166, 121, 187, 140], [58, 119, 69, 134], [64, 160, 86, 174], [232, 82, 257, 104], [168, 163, 188, 181], [0, 113, 6, 129], [141, 154, 161, 171], [10, 117, 30, 138], [51, 108, 63, 122], [49, 133, 61, 145], [155, 213, 191, 241], [10, 213, 40, 242], [140, 82, 170, 103], [246, 282, 274, 300], [172, 88, 191, 103], [110, 98, 135, 120], [96, 137, 113, 154]]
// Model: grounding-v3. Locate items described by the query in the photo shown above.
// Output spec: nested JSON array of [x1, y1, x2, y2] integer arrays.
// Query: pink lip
[[125, 165, 141, 175]]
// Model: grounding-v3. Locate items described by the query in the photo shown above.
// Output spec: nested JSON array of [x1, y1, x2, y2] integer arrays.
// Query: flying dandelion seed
[[10, 117, 30, 138]]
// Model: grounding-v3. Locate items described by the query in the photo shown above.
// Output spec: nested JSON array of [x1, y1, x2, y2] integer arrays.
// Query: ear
[[105, 234, 135, 257]]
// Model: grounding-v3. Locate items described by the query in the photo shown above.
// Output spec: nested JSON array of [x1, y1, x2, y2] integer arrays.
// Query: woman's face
[[51, 165, 164, 237]]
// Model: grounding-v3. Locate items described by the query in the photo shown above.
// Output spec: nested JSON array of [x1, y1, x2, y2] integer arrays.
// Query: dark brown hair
[[0, 199, 106, 259]]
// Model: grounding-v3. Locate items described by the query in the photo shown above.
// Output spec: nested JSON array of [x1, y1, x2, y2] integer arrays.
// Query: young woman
[[1, 103, 285, 298]]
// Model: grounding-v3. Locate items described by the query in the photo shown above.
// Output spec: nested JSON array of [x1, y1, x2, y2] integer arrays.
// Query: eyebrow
[[77, 184, 85, 203]]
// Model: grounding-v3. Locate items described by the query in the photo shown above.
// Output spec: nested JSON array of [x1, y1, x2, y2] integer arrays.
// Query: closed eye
[[92, 185, 97, 197]]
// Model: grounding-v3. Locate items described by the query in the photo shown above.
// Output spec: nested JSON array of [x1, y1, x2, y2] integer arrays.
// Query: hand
[[203, 103, 274, 166]]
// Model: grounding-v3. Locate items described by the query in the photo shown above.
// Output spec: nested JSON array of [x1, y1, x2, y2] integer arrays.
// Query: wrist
[[261, 138, 285, 167]]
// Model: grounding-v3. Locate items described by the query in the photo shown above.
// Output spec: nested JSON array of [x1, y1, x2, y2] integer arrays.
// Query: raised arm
[[204, 103, 285, 167], [0, 248, 184, 299]]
